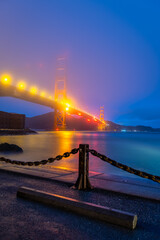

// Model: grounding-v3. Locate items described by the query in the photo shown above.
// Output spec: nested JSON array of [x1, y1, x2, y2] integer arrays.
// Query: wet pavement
[[1, 163, 160, 201], [0, 164, 160, 239]]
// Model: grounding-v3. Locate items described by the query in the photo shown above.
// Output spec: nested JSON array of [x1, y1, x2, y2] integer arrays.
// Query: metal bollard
[[74, 144, 93, 190]]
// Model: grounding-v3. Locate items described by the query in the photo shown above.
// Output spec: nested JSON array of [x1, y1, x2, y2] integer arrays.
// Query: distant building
[[0, 111, 25, 129]]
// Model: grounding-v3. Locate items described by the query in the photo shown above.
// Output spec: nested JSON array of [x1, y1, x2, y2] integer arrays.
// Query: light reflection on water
[[1, 131, 160, 178]]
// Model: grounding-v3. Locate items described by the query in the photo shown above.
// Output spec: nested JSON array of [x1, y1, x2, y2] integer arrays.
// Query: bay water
[[1, 131, 160, 179]]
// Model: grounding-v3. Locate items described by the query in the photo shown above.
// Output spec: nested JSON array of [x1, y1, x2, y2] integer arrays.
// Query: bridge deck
[[0, 83, 103, 123]]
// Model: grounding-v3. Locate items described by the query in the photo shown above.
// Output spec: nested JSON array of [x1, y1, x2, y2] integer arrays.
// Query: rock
[[0, 143, 23, 153]]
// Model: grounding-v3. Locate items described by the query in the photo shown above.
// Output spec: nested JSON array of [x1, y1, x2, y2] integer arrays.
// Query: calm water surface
[[1, 131, 160, 179]]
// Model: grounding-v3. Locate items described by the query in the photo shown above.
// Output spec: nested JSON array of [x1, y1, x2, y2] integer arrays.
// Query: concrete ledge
[[17, 186, 137, 229], [1, 164, 160, 202], [0, 165, 74, 187]]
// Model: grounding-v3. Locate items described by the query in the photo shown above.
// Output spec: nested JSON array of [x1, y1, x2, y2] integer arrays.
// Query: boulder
[[0, 143, 23, 153]]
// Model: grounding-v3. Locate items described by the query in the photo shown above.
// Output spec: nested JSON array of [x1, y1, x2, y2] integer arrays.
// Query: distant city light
[[17, 81, 26, 90], [30, 86, 38, 94], [1, 74, 12, 85], [78, 113, 81, 116], [48, 96, 53, 100], [87, 119, 91, 122]]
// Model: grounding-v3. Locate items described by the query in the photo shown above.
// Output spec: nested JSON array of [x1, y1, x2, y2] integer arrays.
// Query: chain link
[[1, 144, 160, 185], [89, 149, 160, 184], [0, 148, 79, 166]]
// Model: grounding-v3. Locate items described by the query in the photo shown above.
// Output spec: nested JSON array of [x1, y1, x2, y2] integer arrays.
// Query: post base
[[73, 174, 93, 190]]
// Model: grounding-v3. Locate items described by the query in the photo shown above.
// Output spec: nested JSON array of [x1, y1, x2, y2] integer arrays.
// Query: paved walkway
[[1, 164, 160, 240], [0, 162, 160, 201]]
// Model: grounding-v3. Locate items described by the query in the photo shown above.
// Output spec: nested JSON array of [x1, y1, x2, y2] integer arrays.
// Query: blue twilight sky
[[0, 0, 160, 127]]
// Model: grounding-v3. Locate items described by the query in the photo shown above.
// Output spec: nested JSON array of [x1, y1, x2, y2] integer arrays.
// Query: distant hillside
[[26, 112, 98, 130], [106, 121, 160, 132], [26, 112, 160, 132], [26, 112, 55, 130]]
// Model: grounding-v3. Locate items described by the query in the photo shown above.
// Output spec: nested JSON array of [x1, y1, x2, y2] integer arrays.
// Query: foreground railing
[[0, 144, 160, 190]]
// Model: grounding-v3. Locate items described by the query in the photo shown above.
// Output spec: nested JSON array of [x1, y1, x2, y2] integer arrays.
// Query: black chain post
[[2, 145, 160, 184], [74, 144, 92, 190]]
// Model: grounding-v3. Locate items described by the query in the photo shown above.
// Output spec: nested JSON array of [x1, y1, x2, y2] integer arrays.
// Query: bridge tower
[[54, 57, 67, 130], [98, 106, 106, 130]]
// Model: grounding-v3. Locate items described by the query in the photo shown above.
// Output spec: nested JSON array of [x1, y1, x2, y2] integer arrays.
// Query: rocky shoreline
[[0, 143, 23, 152], [0, 129, 37, 135]]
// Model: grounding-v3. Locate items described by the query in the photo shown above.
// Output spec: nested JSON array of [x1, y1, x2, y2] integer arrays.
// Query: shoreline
[[0, 129, 37, 135]]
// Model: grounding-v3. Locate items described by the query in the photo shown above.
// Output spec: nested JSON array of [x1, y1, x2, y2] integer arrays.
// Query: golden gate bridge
[[0, 58, 106, 130]]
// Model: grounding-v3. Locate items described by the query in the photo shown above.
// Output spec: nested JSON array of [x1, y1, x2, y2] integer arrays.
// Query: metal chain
[[1, 145, 160, 184], [89, 149, 160, 184], [0, 148, 79, 166]]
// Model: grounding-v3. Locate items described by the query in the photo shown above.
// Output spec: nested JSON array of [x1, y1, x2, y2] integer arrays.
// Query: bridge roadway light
[[17, 82, 26, 90], [40, 91, 46, 97], [93, 116, 97, 122], [30, 86, 38, 94], [66, 103, 70, 107], [1, 74, 12, 85]]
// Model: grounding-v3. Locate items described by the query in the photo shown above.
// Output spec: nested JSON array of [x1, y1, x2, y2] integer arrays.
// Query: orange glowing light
[[40, 91, 46, 97], [66, 107, 69, 111], [1, 74, 12, 85], [78, 113, 81, 116], [48, 96, 53, 100], [87, 119, 91, 122], [66, 103, 70, 107], [30, 86, 38, 94], [17, 81, 26, 90]]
